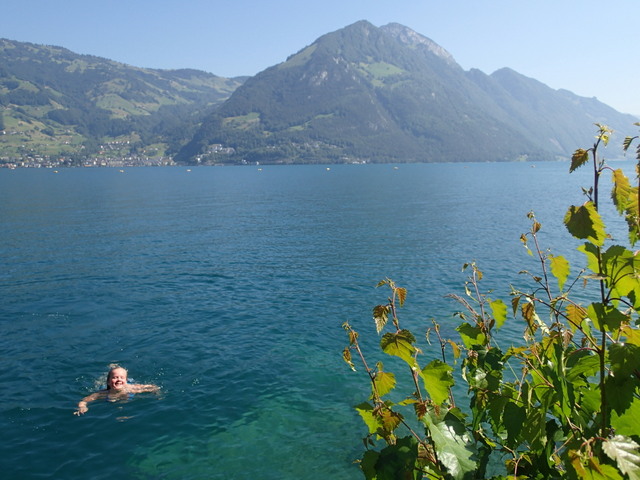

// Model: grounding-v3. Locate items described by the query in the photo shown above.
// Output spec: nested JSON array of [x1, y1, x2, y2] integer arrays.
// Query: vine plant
[[343, 124, 640, 479]]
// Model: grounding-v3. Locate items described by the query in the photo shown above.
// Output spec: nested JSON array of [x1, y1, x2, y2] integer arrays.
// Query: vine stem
[[590, 135, 608, 438], [344, 323, 436, 464]]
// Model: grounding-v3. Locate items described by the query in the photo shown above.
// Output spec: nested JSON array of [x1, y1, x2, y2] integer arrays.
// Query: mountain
[[2, 24, 637, 167], [176, 21, 638, 165], [0, 39, 244, 164]]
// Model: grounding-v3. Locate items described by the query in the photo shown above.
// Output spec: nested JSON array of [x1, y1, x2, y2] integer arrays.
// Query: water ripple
[[0, 163, 602, 479]]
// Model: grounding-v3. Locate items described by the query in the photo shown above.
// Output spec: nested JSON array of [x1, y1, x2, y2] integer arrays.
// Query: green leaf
[[420, 359, 454, 405], [578, 242, 602, 273], [570, 148, 590, 172], [489, 299, 507, 329], [587, 303, 627, 332], [602, 245, 640, 300], [602, 435, 640, 480], [566, 351, 599, 381], [596, 123, 613, 146], [374, 436, 421, 480], [355, 402, 380, 435], [580, 383, 602, 416], [550, 254, 570, 291], [564, 202, 607, 246], [519, 407, 547, 451], [503, 401, 526, 446], [605, 377, 636, 416], [456, 323, 486, 348], [611, 398, 640, 438], [422, 411, 477, 480], [380, 330, 417, 367], [588, 458, 625, 480], [609, 342, 640, 378], [360, 450, 380, 480]]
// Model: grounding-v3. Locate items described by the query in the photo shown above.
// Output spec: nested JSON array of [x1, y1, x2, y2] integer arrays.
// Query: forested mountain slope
[[176, 21, 637, 165], [0, 38, 244, 163], [1, 23, 636, 167]]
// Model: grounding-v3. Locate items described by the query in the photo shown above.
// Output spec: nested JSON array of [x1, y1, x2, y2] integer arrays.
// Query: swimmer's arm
[[128, 384, 161, 393], [74, 391, 106, 416]]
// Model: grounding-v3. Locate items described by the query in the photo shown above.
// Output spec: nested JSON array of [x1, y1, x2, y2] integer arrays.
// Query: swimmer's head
[[106, 365, 128, 391]]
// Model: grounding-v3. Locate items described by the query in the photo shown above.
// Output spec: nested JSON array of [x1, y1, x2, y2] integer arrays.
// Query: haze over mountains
[[1, 21, 637, 167]]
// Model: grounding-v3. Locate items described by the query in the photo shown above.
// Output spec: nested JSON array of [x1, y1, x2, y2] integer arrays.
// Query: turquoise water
[[0, 161, 618, 479]]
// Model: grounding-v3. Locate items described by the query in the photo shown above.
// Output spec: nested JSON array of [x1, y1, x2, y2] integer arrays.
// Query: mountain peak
[[380, 23, 458, 66], [173, 21, 638, 165]]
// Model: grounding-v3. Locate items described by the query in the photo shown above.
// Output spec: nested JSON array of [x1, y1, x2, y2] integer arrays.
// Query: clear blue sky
[[3, 0, 639, 116]]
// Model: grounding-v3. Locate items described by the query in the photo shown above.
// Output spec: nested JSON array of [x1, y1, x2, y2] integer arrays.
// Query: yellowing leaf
[[566, 304, 588, 331], [489, 299, 507, 329], [550, 254, 570, 291], [570, 148, 590, 172], [623, 135, 639, 153], [342, 347, 355, 371], [447, 339, 461, 359], [395, 287, 407, 307], [611, 168, 634, 214], [373, 304, 389, 334], [620, 324, 640, 346], [379, 408, 403, 433], [374, 370, 396, 398], [531, 220, 542, 233], [521, 301, 535, 323]]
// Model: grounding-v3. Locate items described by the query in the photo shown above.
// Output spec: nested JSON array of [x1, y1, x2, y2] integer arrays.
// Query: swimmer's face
[[107, 368, 128, 391]]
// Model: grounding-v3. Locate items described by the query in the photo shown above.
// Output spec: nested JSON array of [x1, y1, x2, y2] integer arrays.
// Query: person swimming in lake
[[74, 365, 160, 416]]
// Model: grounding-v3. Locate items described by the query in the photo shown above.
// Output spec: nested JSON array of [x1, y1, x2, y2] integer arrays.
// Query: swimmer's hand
[[74, 402, 88, 415]]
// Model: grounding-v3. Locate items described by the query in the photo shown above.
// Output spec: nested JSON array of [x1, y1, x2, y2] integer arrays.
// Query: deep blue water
[[0, 161, 627, 479]]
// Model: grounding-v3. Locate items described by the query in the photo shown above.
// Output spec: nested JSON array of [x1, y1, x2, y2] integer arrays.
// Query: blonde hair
[[106, 364, 128, 390]]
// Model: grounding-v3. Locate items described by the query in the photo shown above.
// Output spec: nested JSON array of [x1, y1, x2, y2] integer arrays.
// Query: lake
[[0, 161, 625, 479]]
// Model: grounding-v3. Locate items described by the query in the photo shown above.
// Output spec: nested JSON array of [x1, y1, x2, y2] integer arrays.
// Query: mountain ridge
[[1, 22, 637, 167], [176, 20, 637, 165], [0, 38, 245, 165]]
